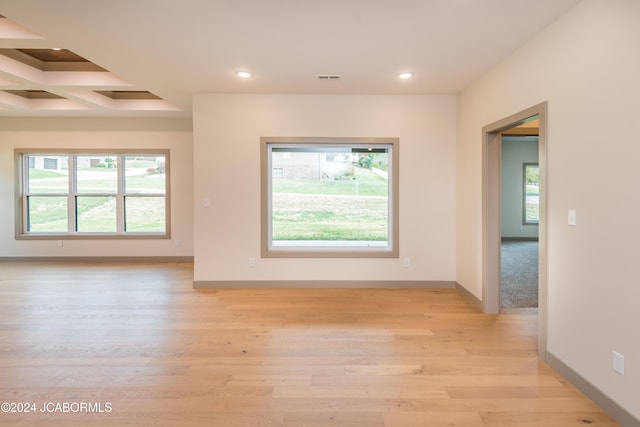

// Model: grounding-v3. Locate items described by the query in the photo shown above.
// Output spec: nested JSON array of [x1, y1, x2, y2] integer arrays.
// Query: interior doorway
[[500, 134, 539, 309], [482, 102, 548, 360]]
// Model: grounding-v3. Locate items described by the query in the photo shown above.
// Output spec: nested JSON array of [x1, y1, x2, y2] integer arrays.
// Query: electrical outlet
[[57, 240, 63, 247], [175, 239, 181, 247], [613, 350, 625, 375], [248, 257, 256, 267], [403, 258, 411, 268]]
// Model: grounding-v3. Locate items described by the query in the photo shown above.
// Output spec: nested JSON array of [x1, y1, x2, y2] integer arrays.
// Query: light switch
[[568, 209, 577, 226], [203, 197, 210, 208]]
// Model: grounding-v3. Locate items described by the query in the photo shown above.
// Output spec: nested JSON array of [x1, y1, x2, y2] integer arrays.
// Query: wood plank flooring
[[0, 263, 619, 426]]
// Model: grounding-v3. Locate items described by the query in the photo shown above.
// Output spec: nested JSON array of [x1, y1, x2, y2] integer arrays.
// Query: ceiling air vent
[[317, 75, 340, 80]]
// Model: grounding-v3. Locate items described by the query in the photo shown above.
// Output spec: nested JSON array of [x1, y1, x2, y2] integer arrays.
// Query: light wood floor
[[0, 263, 618, 426]]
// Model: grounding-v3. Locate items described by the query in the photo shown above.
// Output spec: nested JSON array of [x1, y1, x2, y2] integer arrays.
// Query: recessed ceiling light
[[236, 71, 252, 79], [398, 72, 414, 80]]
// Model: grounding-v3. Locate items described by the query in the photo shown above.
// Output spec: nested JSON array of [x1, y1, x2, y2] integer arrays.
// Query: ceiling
[[505, 119, 540, 136], [0, 0, 581, 118]]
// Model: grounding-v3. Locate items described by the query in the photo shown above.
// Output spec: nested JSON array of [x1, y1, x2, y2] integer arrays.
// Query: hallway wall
[[456, 0, 640, 419]]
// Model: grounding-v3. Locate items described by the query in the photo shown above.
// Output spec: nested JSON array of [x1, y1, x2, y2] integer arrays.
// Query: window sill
[[16, 233, 169, 240]]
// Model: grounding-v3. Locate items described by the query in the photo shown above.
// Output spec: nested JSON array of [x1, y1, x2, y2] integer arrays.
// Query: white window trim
[[260, 137, 399, 258], [15, 149, 171, 240]]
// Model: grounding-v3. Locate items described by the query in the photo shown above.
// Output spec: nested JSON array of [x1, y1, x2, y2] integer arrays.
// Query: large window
[[261, 137, 398, 258], [523, 162, 539, 224], [16, 150, 169, 238]]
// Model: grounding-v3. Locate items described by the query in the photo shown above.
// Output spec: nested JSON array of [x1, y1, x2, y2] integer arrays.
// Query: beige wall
[[193, 94, 456, 283], [457, 0, 639, 418], [0, 117, 194, 258]]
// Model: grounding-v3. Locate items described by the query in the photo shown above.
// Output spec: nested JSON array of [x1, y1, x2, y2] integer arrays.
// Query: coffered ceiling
[[0, 0, 581, 117]]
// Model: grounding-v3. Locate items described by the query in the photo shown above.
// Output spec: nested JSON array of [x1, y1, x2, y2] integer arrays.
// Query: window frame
[[15, 149, 171, 240], [522, 162, 539, 225], [260, 137, 399, 258]]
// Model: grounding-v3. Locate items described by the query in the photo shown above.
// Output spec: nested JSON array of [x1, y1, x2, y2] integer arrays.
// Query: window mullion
[[266, 145, 274, 251], [22, 155, 29, 233], [69, 155, 76, 234], [117, 154, 125, 233], [387, 149, 394, 246]]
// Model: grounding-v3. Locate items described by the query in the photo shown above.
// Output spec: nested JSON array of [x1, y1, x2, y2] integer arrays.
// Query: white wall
[[193, 94, 456, 283], [0, 117, 194, 258], [501, 136, 539, 239], [457, 0, 640, 419]]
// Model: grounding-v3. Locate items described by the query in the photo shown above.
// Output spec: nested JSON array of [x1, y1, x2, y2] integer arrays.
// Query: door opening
[[500, 134, 539, 310], [482, 102, 548, 360]]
